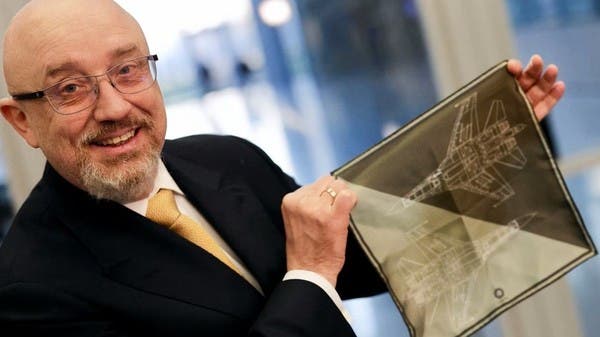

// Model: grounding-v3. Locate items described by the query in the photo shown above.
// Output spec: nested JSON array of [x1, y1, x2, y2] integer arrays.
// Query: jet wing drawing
[[451, 97, 527, 204], [394, 92, 529, 213], [458, 165, 512, 206]]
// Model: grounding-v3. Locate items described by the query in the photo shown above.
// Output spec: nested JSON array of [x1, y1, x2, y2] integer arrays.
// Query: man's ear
[[0, 97, 40, 148]]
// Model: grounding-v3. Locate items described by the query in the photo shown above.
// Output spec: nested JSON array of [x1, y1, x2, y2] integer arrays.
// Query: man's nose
[[91, 76, 133, 121]]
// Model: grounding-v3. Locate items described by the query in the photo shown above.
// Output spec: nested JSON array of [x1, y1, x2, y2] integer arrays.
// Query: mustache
[[80, 116, 154, 145]]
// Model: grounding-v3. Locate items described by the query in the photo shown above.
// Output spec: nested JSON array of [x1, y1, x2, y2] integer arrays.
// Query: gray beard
[[75, 115, 161, 203], [79, 151, 159, 203]]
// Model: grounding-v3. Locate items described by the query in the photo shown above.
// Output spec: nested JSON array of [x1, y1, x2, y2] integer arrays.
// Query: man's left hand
[[508, 54, 565, 121]]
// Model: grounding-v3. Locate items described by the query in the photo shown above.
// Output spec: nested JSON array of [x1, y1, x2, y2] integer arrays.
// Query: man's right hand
[[281, 175, 357, 287]]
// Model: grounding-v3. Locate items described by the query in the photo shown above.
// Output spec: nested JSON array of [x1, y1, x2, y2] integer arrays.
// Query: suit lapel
[[47, 165, 265, 321], [162, 151, 287, 295]]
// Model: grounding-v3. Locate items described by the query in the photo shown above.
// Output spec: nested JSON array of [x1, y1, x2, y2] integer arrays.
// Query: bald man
[[0, 1, 565, 336]]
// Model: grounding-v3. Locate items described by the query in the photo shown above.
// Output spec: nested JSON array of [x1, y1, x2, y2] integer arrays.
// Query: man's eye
[[59, 83, 81, 95], [118, 64, 135, 75]]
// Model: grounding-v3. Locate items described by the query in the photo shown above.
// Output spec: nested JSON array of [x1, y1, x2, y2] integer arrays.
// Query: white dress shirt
[[124, 161, 349, 320]]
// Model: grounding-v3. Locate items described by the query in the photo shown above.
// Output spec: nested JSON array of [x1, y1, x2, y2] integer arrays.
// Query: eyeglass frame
[[11, 54, 159, 115]]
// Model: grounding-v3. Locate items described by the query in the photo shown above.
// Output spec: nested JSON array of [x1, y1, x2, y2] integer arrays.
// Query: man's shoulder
[[0, 164, 99, 280], [163, 134, 281, 173], [7, 180, 56, 235], [163, 134, 298, 195], [164, 134, 260, 157], [0, 187, 95, 286]]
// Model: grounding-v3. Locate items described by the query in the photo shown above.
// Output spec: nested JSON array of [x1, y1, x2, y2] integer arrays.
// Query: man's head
[[0, 0, 167, 203]]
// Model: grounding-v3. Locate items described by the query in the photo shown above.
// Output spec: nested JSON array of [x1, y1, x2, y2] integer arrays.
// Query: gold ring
[[320, 187, 337, 204]]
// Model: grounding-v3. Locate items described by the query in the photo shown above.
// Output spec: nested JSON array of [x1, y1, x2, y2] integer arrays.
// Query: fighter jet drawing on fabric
[[390, 212, 537, 327], [392, 93, 527, 211]]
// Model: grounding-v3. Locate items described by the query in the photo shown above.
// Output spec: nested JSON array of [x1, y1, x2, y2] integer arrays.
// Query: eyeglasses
[[12, 54, 159, 115]]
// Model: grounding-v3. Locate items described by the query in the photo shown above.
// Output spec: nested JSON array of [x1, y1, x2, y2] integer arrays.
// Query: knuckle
[[318, 175, 334, 186], [339, 189, 357, 203], [282, 192, 305, 213], [281, 193, 295, 208]]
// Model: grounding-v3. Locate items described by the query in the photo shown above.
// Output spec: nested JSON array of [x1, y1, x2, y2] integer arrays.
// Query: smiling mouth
[[95, 129, 137, 146]]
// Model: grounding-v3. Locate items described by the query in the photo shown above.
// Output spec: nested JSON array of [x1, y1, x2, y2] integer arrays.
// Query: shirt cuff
[[283, 270, 352, 323]]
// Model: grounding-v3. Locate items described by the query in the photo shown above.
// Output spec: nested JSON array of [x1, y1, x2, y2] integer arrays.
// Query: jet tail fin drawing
[[448, 94, 478, 155], [482, 100, 505, 130]]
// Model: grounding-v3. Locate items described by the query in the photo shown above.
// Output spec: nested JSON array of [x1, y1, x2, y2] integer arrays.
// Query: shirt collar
[[123, 160, 185, 216]]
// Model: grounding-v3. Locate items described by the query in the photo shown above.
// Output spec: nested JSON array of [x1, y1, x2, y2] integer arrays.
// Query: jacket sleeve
[[249, 280, 356, 337]]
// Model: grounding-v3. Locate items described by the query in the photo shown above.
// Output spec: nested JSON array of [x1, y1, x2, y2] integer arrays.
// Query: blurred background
[[1, 1, 599, 336]]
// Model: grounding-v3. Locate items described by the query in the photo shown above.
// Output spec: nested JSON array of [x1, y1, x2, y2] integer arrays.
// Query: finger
[[542, 64, 559, 86], [327, 179, 347, 194], [525, 55, 544, 77], [331, 188, 357, 215], [506, 59, 522, 76], [534, 81, 565, 121], [319, 179, 348, 207], [282, 176, 333, 216], [318, 187, 336, 205], [330, 180, 357, 210], [518, 55, 544, 92], [526, 64, 559, 106], [312, 175, 335, 193]]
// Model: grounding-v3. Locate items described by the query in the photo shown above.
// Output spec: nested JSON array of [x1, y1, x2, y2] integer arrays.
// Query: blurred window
[[506, 1, 600, 337], [0, 151, 13, 243]]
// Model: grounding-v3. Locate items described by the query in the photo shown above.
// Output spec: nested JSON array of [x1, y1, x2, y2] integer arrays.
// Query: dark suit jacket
[[0, 135, 385, 337]]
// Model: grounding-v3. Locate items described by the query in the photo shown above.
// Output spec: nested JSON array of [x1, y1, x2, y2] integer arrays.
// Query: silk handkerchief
[[333, 61, 596, 337]]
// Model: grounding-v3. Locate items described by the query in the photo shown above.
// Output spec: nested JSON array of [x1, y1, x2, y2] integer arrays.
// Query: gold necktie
[[146, 189, 241, 275]]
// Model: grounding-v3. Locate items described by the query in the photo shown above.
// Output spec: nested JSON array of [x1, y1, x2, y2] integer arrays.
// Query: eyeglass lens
[[46, 56, 157, 115]]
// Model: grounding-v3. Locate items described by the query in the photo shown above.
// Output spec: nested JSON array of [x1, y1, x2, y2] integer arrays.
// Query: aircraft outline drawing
[[390, 92, 527, 212], [388, 212, 537, 328]]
